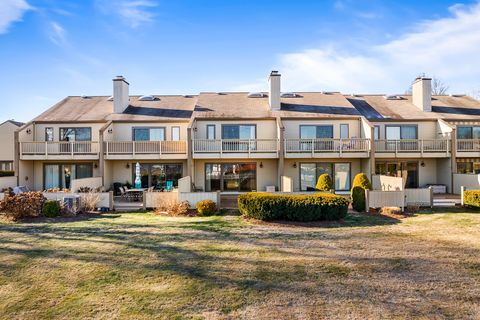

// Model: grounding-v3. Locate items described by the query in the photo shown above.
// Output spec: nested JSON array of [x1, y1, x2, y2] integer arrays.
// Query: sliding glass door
[[299, 162, 351, 191], [205, 163, 257, 192], [133, 163, 183, 190], [375, 161, 419, 188], [221, 125, 256, 151], [44, 163, 93, 190]]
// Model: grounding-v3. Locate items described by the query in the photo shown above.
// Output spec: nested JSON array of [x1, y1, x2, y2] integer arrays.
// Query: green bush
[[196, 200, 217, 216], [464, 190, 480, 208], [42, 200, 61, 217], [351, 173, 372, 212], [238, 192, 349, 221], [316, 174, 333, 191], [0, 171, 14, 177]]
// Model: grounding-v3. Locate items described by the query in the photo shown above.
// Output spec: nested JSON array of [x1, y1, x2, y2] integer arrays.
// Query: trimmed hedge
[[196, 200, 217, 216], [351, 173, 372, 212], [316, 174, 333, 191], [42, 200, 61, 217], [464, 190, 480, 208], [238, 192, 349, 221], [0, 171, 14, 177]]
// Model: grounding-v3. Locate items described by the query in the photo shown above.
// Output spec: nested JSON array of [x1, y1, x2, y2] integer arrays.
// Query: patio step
[[433, 199, 459, 207]]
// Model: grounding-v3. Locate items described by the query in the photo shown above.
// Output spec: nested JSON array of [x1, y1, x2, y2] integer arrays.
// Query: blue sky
[[1, 0, 480, 123]]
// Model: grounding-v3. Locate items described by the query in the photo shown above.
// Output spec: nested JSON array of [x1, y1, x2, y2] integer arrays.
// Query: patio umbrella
[[134, 162, 142, 189]]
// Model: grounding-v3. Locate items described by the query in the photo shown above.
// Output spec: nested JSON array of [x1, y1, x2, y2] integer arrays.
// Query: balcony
[[20, 141, 100, 160], [375, 139, 450, 158], [284, 138, 370, 158], [192, 139, 279, 158], [104, 141, 188, 160], [456, 139, 480, 157]]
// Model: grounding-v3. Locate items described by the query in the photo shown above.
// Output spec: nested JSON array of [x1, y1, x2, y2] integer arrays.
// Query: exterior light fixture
[[293, 162, 297, 168], [260, 162, 263, 168], [108, 128, 113, 134], [126, 163, 130, 169]]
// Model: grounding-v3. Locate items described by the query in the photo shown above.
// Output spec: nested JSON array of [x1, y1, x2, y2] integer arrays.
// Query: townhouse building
[[0, 120, 24, 174], [14, 72, 480, 194]]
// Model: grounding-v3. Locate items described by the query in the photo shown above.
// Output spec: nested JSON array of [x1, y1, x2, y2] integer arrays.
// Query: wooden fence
[[366, 188, 433, 211], [144, 191, 220, 209]]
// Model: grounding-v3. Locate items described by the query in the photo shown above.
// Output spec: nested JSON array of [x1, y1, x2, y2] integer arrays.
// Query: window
[[205, 163, 257, 192], [59, 128, 92, 141], [45, 127, 54, 141], [132, 163, 183, 190], [222, 125, 256, 139], [0, 161, 13, 172], [43, 163, 93, 190], [385, 125, 417, 140], [300, 125, 333, 139], [207, 125, 215, 140], [171, 127, 180, 141], [133, 127, 165, 141], [300, 163, 351, 191], [374, 125, 380, 140], [340, 124, 349, 139], [457, 126, 480, 139], [457, 162, 473, 174], [375, 161, 419, 188]]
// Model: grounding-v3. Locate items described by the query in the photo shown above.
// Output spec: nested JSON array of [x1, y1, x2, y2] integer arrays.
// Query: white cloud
[[243, 2, 480, 94], [0, 0, 32, 34], [95, 0, 158, 28], [48, 21, 67, 46]]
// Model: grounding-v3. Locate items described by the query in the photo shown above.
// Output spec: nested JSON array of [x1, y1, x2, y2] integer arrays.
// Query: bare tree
[[405, 75, 449, 95], [431, 77, 449, 95]]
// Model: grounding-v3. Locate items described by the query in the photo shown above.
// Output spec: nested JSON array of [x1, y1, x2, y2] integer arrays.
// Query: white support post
[[461, 186, 465, 206], [365, 189, 369, 213], [132, 141, 135, 156]]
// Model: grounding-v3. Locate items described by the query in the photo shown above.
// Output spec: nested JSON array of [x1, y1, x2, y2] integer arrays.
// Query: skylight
[[281, 92, 298, 98], [247, 92, 266, 98], [384, 95, 403, 100], [139, 95, 156, 101]]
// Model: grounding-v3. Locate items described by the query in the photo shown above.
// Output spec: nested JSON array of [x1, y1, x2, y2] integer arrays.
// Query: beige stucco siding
[[283, 119, 361, 139], [0, 122, 19, 161], [33, 123, 104, 141], [193, 120, 277, 140], [193, 159, 278, 192], [109, 122, 189, 141], [370, 121, 438, 139]]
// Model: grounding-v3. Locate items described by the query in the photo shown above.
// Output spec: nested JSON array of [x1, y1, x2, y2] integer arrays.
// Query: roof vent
[[139, 95, 156, 101], [248, 92, 266, 98], [450, 94, 466, 97], [81, 95, 90, 99], [321, 91, 334, 95], [183, 95, 193, 98], [281, 92, 298, 98], [384, 95, 403, 100], [107, 96, 113, 101]]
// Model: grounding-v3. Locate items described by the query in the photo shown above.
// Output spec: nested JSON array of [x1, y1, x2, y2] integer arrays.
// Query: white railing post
[[159, 141, 162, 157], [71, 142, 74, 157], [339, 139, 342, 156], [420, 139, 424, 156], [395, 140, 398, 157], [132, 141, 136, 156], [311, 139, 314, 156], [45, 142, 48, 157], [248, 139, 251, 157]]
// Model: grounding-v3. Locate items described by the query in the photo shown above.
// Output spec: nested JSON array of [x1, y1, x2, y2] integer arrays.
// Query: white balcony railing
[[193, 139, 278, 154], [457, 139, 480, 152], [20, 141, 100, 156], [285, 138, 370, 154], [105, 141, 187, 155], [375, 139, 449, 153]]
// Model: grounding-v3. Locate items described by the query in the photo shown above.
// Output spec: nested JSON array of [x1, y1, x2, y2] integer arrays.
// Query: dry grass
[[0, 208, 480, 319]]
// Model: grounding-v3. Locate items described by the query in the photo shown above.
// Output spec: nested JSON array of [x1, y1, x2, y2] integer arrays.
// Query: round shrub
[[42, 200, 61, 217], [351, 173, 372, 212], [196, 200, 217, 216], [238, 192, 349, 221], [316, 173, 333, 191]]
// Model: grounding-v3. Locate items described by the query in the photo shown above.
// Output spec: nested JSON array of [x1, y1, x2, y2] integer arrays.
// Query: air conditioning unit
[[63, 195, 81, 214]]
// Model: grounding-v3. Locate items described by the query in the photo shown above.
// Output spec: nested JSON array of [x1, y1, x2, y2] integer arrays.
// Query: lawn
[[0, 209, 480, 319]]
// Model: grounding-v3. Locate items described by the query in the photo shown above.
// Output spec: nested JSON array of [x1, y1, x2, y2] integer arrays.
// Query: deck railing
[[285, 138, 370, 154], [105, 141, 187, 155], [457, 139, 480, 152], [20, 141, 99, 156], [375, 139, 449, 153], [193, 139, 278, 154]]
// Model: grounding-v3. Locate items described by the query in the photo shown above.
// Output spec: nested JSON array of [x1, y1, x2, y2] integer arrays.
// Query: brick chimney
[[113, 75, 129, 113]]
